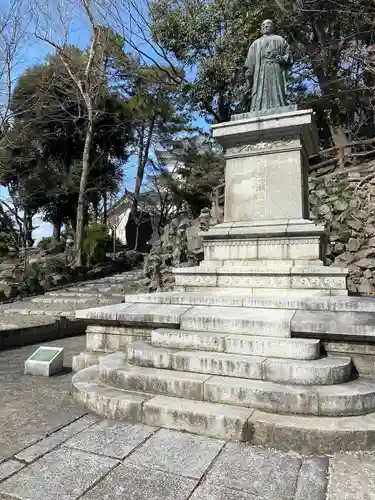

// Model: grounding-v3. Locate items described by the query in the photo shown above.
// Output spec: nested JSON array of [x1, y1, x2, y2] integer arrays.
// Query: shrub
[[83, 224, 112, 267], [0, 232, 17, 258], [37, 236, 54, 251]]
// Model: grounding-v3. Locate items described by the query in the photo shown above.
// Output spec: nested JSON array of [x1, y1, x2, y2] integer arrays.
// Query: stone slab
[[117, 304, 193, 325], [204, 376, 319, 414], [204, 442, 301, 500], [327, 453, 375, 500], [100, 361, 211, 400], [72, 366, 153, 421], [128, 428, 224, 479], [64, 420, 155, 459], [130, 341, 350, 384], [127, 341, 175, 369], [143, 395, 253, 441], [231, 105, 298, 121], [80, 463, 197, 500], [15, 415, 99, 463], [172, 350, 265, 379], [76, 303, 132, 320], [292, 310, 375, 340], [180, 306, 294, 337], [152, 329, 227, 352], [262, 356, 351, 385], [224, 334, 320, 360], [189, 483, 254, 500], [250, 409, 375, 454], [316, 378, 375, 416], [0, 461, 24, 482], [152, 329, 320, 360], [0, 448, 119, 500], [294, 457, 329, 500]]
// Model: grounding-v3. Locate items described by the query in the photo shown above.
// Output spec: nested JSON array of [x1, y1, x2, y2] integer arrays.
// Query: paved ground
[[0, 336, 374, 500]]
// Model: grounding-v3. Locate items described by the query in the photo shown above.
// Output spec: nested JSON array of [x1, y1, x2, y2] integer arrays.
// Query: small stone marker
[[24, 346, 64, 376]]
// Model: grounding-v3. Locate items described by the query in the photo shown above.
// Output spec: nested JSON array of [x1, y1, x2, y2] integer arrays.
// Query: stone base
[[173, 264, 348, 295], [71, 291, 375, 454], [72, 360, 375, 455], [202, 219, 326, 263]]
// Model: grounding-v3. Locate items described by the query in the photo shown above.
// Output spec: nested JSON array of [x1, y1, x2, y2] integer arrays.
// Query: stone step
[[30, 296, 121, 305], [204, 375, 375, 417], [127, 341, 352, 385], [125, 292, 375, 313], [72, 365, 154, 421], [76, 303, 193, 326], [100, 355, 210, 401], [68, 286, 124, 293], [292, 310, 375, 341], [72, 365, 375, 454], [47, 291, 123, 298], [180, 306, 294, 337], [98, 353, 375, 416], [152, 329, 320, 359], [0, 302, 94, 317]]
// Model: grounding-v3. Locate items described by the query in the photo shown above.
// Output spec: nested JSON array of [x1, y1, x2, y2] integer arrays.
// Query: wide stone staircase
[[72, 290, 375, 455], [0, 270, 145, 342]]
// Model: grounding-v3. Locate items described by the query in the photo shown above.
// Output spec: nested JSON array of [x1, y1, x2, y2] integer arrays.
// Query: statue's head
[[261, 19, 275, 35]]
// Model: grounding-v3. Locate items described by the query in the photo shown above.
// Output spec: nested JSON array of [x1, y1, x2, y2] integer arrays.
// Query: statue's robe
[[245, 34, 292, 111]]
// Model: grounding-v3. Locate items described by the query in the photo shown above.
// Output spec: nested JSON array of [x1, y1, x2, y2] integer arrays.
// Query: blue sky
[[1, 4, 208, 242]]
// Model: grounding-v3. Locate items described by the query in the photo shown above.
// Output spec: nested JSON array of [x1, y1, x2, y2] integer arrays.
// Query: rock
[[0, 281, 21, 299], [356, 210, 368, 220], [333, 252, 356, 265], [346, 277, 358, 293], [347, 198, 358, 208], [364, 268, 373, 279], [365, 225, 375, 236], [358, 277, 374, 293], [354, 258, 375, 270], [368, 237, 375, 247], [333, 242, 346, 254], [333, 200, 348, 212], [352, 248, 375, 261], [347, 219, 362, 231], [346, 238, 362, 253], [317, 204, 330, 215]]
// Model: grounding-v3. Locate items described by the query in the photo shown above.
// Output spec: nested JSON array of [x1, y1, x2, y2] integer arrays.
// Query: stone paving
[[0, 335, 374, 499]]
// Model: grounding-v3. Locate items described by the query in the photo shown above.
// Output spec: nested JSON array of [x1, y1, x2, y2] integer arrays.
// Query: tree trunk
[[103, 192, 108, 225], [132, 116, 155, 216], [53, 221, 61, 242], [74, 106, 94, 267]]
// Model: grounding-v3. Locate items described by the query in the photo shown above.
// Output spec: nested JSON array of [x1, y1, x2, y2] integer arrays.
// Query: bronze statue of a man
[[245, 19, 292, 111]]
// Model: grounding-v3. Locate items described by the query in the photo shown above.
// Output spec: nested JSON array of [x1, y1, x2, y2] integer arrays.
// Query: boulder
[[358, 277, 374, 294], [347, 238, 362, 253], [354, 258, 375, 270]]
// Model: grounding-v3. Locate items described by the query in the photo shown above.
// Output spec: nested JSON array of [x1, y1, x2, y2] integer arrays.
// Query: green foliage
[[82, 224, 112, 266], [0, 232, 16, 258], [150, 0, 375, 143], [37, 237, 54, 251], [0, 43, 134, 234], [157, 136, 225, 218], [150, 0, 271, 122]]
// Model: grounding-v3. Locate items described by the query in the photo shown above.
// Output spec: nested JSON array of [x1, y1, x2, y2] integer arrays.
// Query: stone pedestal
[[202, 109, 328, 266], [213, 108, 318, 223], [171, 108, 348, 295]]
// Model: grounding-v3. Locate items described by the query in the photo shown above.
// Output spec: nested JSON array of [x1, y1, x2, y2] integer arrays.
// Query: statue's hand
[[275, 55, 282, 63]]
